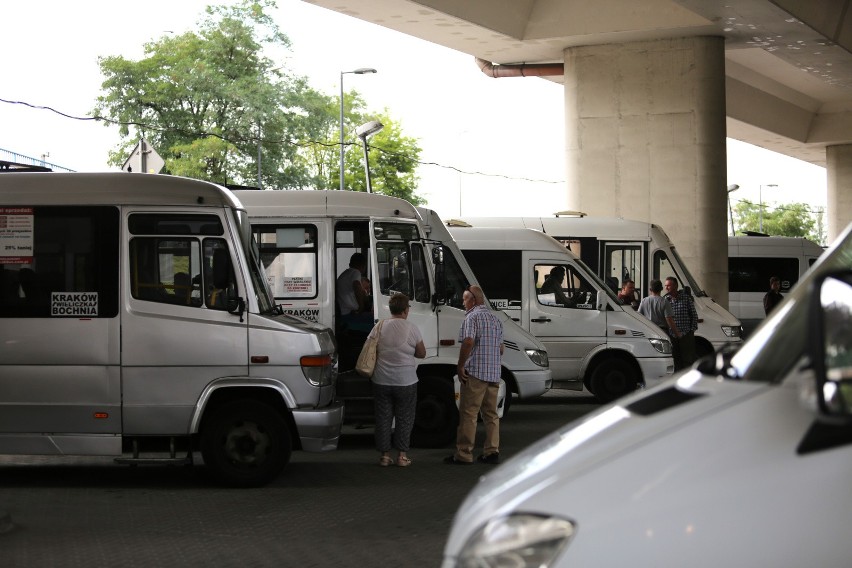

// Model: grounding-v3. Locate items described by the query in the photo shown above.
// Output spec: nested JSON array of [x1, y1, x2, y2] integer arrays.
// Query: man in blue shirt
[[445, 285, 504, 465]]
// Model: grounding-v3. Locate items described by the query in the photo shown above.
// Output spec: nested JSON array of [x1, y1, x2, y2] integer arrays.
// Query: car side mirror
[[596, 290, 607, 310], [809, 270, 852, 420]]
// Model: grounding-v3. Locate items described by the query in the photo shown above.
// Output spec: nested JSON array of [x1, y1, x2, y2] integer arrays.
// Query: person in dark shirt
[[763, 276, 783, 316]]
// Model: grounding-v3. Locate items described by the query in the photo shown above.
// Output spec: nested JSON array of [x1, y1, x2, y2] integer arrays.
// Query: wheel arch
[[192, 380, 300, 450]]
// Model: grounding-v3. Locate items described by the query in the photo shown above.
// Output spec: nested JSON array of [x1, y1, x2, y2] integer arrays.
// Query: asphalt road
[[0, 390, 600, 567]]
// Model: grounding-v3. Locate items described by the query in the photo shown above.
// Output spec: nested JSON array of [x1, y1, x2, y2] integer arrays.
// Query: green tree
[[93, 0, 424, 201], [732, 200, 824, 243]]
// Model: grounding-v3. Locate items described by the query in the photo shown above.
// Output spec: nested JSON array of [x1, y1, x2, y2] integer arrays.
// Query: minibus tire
[[589, 358, 639, 404], [200, 399, 291, 487], [411, 378, 458, 448]]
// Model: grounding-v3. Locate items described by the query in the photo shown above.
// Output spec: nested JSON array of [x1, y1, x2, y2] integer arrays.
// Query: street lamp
[[356, 120, 384, 193], [340, 68, 377, 190], [727, 184, 739, 236], [759, 184, 778, 232]]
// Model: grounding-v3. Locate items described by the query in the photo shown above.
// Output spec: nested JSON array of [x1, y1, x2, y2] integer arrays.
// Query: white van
[[233, 190, 551, 448], [448, 226, 674, 402], [728, 234, 824, 336], [441, 223, 852, 567], [455, 215, 743, 357], [0, 173, 341, 487]]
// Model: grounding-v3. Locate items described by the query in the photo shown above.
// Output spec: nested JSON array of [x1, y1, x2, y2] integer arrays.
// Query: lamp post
[[340, 68, 377, 190], [355, 120, 384, 193], [727, 184, 739, 236], [759, 184, 777, 232]]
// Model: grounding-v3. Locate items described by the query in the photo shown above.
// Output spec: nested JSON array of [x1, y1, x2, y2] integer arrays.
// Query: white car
[[442, 223, 852, 567]]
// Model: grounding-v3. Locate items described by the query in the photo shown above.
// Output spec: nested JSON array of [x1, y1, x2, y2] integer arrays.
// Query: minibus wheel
[[201, 399, 292, 487], [589, 358, 639, 403], [412, 377, 458, 448]]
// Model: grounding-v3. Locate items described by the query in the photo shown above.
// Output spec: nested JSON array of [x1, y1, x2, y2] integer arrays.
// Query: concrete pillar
[[826, 145, 852, 243], [563, 36, 729, 306]]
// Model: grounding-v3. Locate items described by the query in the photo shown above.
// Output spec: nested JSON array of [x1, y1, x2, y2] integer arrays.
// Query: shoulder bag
[[355, 319, 384, 377]]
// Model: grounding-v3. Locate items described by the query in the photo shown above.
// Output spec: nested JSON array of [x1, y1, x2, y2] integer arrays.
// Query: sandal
[[379, 455, 394, 467], [396, 456, 412, 467]]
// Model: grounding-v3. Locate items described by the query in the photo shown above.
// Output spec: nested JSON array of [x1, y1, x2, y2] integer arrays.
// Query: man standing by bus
[[445, 285, 504, 465], [665, 276, 698, 371]]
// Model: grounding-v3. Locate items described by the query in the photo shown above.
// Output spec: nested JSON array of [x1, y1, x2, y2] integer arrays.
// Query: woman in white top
[[369, 293, 426, 467]]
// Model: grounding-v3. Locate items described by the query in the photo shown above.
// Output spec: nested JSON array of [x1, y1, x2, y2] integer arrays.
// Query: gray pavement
[[0, 390, 599, 567]]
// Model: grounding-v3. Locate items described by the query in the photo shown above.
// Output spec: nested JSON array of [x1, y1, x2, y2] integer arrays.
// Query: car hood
[[444, 370, 772, 554]]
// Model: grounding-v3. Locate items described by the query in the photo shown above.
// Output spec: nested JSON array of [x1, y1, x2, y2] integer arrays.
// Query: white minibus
[[0, 173, 341, 487], [728, 234, 824, 336], [233, 190, 551, 448], [448, 226, 674, 402], [442, 223, 852, 567], [455, 215, 743, 357]]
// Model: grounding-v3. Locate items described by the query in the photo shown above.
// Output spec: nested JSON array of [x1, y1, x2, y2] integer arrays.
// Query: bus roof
[[0, 172, 241, 209], [449, 226, 581, 259], [729, 235, 825, 256], [234, 189, 420, 220], [456, 216, 658, 241]]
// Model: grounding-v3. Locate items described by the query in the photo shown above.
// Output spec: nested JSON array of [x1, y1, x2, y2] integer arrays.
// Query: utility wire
[[1, 97, 565, 185]]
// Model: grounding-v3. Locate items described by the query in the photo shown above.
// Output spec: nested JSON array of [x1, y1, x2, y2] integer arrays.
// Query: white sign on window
[[0, 207, 34, 264]]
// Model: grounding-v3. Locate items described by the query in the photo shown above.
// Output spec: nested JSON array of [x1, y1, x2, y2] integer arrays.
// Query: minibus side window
[[535, 264, 595, 309], [252, 224, 318, 299], [128, 214, 233, 310], [461, 249, 522, 309], [409, 243, 430, 303], [0, 206, 119, 318], [729, 257, 799, 293], [440, 250, 470, 310]]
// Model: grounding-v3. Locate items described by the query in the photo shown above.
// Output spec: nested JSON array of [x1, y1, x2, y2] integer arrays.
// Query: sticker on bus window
[[283, 276, 313, 296], [0, 207, 34, 264], [51, 292, 99, 317]]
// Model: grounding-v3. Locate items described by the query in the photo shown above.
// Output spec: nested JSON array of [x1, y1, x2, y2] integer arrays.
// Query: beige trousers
[[454, 376, 500, 462]]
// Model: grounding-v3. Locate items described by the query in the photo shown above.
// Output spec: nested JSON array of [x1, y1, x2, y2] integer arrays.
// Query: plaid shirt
[[665, 290, 698, 335], [458, 304, 503, 383]]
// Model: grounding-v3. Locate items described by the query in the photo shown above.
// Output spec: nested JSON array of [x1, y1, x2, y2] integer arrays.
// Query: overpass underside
[[305, 0, 852, 304]]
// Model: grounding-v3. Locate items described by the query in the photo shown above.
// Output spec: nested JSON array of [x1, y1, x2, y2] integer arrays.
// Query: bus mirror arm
[[228, 296, 246, 322]]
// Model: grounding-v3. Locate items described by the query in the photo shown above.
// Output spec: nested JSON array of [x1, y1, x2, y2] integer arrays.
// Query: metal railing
[[0, 148, 75, 172]]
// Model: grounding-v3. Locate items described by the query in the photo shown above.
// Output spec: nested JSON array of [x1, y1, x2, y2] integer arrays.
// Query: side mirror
[[431, 245, 444, 265], [227, 294, 246, 321], [596, 290, 607, 310], [809, 270, 852, 420]]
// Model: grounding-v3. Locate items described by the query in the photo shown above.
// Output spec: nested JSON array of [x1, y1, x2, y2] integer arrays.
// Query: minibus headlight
[[456, 514, 575, 568], [301, 354, 335, 387], [722, 325, 741, 338], [525, 349, 549, 367], [649, 338, 672, 354]]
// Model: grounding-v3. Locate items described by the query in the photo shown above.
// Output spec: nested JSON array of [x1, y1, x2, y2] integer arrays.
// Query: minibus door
[[602, 241, 646, 302]]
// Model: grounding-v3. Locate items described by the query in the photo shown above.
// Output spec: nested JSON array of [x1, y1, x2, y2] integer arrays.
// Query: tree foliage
[[732, 200, 825, 244], [93, 0, 424, 203]]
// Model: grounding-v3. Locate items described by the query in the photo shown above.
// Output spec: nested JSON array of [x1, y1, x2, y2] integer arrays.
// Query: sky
[[1, 0, 828, 224]]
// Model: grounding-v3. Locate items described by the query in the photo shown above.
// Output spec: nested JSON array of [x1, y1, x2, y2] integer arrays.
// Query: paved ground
[[0, 390, 600, 567]]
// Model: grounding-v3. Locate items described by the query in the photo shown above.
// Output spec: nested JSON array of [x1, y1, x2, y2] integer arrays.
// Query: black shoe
[[477, 452, 500, 465], [443, 455, 473, 465]]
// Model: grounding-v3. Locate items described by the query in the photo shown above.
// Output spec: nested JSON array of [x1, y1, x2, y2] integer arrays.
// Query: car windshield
[[731, 224, 852, 383]]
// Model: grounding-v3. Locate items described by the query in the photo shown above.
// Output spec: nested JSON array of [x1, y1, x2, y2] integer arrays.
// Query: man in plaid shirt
[[665, 276, 698, 370], [444, 285, 504, 465]]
